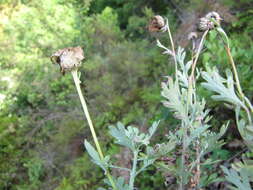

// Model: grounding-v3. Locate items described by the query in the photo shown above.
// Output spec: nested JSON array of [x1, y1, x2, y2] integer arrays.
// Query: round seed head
[[148, 15, 165, 32], [51, 46, 84, 74], [198, 11, 222, 31]]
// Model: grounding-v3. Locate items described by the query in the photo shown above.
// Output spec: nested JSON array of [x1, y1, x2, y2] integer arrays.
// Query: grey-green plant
[[157, 31, 227, 189], [85, 14, 230, 190]]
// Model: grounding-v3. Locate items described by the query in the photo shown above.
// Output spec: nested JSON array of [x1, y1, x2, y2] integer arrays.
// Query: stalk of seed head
[[148, 15, 178, 83], [166, 19, 178, 84], [188, 11, 223, 101], [51, 47, 117, 190]]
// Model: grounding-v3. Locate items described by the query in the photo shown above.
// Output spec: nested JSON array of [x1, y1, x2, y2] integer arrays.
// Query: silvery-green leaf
[[84, 140, 107, 172], [156, 39, 173, 56], [221, 166, 252, 190], [109, 122, 134, 150], [161, 79, 187, 120], [148, 121, 160, 138], [201, 69, 244, 107], [107, 177, 130, 190], [185, 61, 192, 73], [186, 124, 211, 147]]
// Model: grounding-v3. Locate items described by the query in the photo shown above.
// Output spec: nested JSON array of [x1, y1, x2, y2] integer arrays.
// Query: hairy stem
[[71, 70, 117, 190], [195, 140, 201, 189], [129, 150, 138, 190], [181, 30, 209, 190], [179, 122, 187, 190]]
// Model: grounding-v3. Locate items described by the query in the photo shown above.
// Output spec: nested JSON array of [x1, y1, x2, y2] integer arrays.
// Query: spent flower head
[[198, 11, 222, 31], [51, 46, 84, 74], [148, 15, 165, 32]]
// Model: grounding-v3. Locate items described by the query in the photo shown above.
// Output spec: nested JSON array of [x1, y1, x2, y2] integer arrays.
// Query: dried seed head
[[148, 15, 165, 32], [198, 17, 214, 31], [51, 46, 84, 74], [198, 11, 222, 31]]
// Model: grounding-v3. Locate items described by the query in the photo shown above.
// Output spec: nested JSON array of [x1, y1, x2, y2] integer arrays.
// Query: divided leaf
[[109, 122, 135, 150], [161, 78, 187, 120], [201, 69, 244, 107], [221, 166, 252, 190], [148, 120, 160, 138]]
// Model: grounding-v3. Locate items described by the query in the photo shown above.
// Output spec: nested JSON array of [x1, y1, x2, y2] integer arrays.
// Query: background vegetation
[[0, 0, 253, 189]]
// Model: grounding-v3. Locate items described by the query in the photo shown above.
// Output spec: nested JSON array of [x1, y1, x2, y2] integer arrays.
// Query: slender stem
[[71, 70, 117, 190], [129, 150, 138, 190], [187, 30, 209, 110], [72, 70, 103, 158], [216, 28, 245, 102], [224, 45, 253, 121], [225, 47, 245, 101], [167, 23, 178, 83], [190, 30, 209, 81]]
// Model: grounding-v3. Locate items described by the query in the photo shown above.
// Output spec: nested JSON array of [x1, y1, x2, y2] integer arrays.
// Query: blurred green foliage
[[0, 0, 252, 189]]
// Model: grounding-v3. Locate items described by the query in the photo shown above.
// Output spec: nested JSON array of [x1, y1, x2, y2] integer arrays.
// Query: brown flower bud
[[51, 46, 84, 75], [148, 15, 165, 32]]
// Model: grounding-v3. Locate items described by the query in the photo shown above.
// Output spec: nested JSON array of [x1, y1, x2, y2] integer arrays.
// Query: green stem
[[71, 70, 117, 190], [129, 150, 138, 190]]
